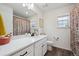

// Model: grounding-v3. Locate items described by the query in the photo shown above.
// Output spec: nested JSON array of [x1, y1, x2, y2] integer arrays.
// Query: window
[[57, 15, 69, 28]]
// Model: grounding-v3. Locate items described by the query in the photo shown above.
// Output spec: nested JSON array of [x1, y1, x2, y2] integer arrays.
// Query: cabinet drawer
[[13, 45, 34, 56], [27, 51, 34, 56]]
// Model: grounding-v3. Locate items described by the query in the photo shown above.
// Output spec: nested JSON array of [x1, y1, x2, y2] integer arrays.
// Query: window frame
[[57, 15, 70, 29]]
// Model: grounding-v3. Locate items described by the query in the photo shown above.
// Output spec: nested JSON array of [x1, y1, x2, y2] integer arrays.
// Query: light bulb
[[22, 3, 26, 7], [26, 12, 28, 14]]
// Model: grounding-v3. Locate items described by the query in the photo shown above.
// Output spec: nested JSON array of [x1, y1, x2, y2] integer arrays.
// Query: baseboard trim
[[51, 46, 72, 52]]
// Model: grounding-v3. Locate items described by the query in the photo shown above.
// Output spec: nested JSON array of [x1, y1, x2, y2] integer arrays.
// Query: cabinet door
[[42, 42, 47, 56], [41, 37, 47, 55], [35, 37, 47, 56], [35, 41, 42, 56]]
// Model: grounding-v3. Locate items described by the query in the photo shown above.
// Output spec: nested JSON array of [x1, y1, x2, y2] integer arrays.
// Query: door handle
[[20, 51, 27, 56]]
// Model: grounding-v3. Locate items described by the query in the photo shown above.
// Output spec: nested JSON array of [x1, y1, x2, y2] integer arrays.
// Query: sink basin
[[0, 36, 10, 45]]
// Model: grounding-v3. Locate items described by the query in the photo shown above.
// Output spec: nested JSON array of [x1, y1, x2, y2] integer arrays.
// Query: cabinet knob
[[42, 45, 44, 47]]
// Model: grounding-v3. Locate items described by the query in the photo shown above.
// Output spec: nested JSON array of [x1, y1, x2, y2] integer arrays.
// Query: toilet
[[47, 41, 53, 51]]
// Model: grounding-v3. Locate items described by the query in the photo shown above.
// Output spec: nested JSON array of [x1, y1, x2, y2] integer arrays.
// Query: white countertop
[[0, 35, 47, 56]]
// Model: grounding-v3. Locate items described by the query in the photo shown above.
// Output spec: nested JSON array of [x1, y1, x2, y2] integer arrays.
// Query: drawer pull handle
[[20, 51, 27, 56]]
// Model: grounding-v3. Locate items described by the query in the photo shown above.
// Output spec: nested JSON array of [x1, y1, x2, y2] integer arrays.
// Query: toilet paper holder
[[56, 37, 59, 41], [53, 36, 59, 41]]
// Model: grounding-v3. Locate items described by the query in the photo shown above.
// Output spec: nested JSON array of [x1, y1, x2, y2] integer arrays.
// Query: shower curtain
[[70, 4, 79, 55]]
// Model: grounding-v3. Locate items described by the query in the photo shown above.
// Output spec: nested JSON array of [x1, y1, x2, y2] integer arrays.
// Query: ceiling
[[5, 3, 36, 18], [35, 3, 74, 12], [3, 3, 74, 18]]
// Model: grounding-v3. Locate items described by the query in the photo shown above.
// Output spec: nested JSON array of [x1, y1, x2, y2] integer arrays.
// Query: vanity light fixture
[[27, 3, 34, 9], [22, 3, 26, 7]]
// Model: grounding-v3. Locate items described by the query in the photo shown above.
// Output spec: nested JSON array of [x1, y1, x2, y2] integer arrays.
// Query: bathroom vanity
[[0, 35, 47, 56]]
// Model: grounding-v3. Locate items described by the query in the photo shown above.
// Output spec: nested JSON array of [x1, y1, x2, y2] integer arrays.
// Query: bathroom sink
[[0, 36, 10, 45]]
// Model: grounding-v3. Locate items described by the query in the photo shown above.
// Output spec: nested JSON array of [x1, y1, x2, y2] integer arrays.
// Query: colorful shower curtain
[[13, 16, 30, 35], [70, 4, 79, 55]]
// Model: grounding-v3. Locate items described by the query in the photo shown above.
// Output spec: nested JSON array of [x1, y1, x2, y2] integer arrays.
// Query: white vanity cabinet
[[42, 42, 47, 56], [34, 37, 47, 56], [12, 45, 34, 56], [8, 36, 47, 56]]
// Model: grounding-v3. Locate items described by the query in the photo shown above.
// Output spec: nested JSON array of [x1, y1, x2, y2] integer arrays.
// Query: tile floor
[[45, 46, 74, 56]]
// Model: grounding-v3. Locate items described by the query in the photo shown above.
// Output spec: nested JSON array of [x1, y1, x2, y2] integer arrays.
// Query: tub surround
[[0, 35, 47, 56]]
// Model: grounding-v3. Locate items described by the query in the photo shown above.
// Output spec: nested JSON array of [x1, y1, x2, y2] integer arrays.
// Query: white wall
[[44, 5, 73, 50], [0, 4, 13, 35]]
